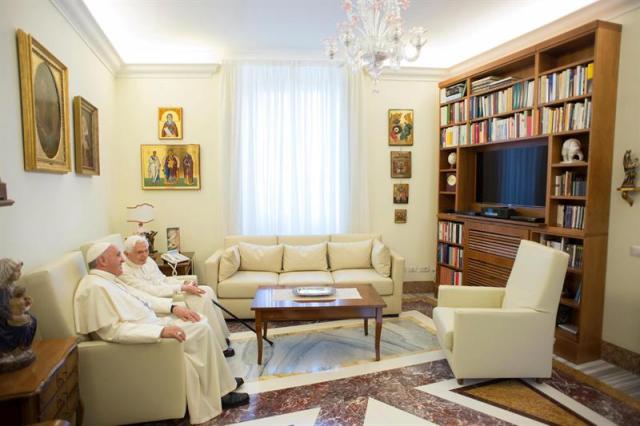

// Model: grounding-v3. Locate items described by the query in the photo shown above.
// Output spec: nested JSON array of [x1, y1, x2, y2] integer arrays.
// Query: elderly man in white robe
[[74, 242, 249, 424], [120, 235, 234, 356]]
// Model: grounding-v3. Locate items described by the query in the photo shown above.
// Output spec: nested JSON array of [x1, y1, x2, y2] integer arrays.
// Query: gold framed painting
[[17, 29, 71, 173], [393, 183, 409, 204], [73, 96, 100, 175], [395, 209, 407, 224], [390, 151, 412, 178], [158, 107, 183, 139], [141, 144, 200, 190], [388, 109, 413, 146]]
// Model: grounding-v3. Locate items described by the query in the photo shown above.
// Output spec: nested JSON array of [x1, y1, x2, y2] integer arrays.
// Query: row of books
[[540, 236, 584, 269], [469, 111, 533, 144], [540, 99, 592, 134], [440, 82, 467, 103], [471, 75, 518, 93], [470, 80, 534, 119], [441, 125, 467, 147], [554, 172, 587, 196], [440, 99, 468, 126], [539, 62, 593, 103], [437, 243, 463, 269], [557, 204, 585, 229], [439, 266, 462, 285], [438, 221, 463, 245]]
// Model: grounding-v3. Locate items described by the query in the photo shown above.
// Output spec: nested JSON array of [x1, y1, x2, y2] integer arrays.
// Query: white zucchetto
[[86, 242, 111, 264]]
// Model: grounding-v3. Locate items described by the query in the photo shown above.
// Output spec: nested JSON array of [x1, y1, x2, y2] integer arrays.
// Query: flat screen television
[[476, 145, 548, 207]]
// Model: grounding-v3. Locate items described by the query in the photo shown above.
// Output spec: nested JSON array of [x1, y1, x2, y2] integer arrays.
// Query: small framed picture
[[391, 151, 412, 178], [394, 209, 407, 224], [158, 107, 183, 139], [141, 144, 200, 190], [167, 227, 181, 251], [388, 109, 413, 146], [393, 183, 409, 204], [73, 96, 100, 175]]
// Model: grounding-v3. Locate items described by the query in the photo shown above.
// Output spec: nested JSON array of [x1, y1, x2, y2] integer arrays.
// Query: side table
[[153, 251, 194, 277], [0, 337, 82, 425]]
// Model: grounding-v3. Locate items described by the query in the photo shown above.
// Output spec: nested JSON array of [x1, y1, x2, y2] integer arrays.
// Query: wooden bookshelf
[[435, 21, 621, 363]]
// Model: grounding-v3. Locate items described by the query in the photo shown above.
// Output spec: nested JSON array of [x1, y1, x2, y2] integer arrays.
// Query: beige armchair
[[22, 251, 186, 426], [433, 240, 569, 382]]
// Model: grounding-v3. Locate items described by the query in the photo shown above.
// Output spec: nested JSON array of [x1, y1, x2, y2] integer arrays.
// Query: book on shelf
[[470, 80, 534, 119], [574, 283, 582, 303], [441, 125, 467, 147], [437, 243, 463, 269], [540, 99, 591, 134], [440, 99, 468, 125], [539, 62, 593, 103], [470, 110, 533, 144], [438, 265, 462, 285], [554, 172, 586, 196], [558, 323, 578, 334], [438, 221, 463, 245], [472, 75, 518, 93], [440, 83, 467, 103], [540, 235, 584, 268], [556, 205, 585, 229]]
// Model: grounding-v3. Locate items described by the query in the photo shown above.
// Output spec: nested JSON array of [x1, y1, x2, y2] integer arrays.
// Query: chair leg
[[457, 378, 464, 385]]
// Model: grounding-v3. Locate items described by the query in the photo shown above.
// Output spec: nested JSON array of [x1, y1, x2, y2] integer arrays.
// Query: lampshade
[[126, 203, 155, 224]]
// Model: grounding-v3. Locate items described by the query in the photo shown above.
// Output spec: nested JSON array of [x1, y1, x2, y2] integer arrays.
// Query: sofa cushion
[[371, 239, 391, 277], [217, 271, 279, 298], [433, 307, 455, 351], [331, 269, 393, 296], [283, 243, 328, 272], [278, 271, 334, 286], [328, 240, 372, 271], [219, 245, 240, 281], [238, 242, 283, 273], [278, 235, 329, 245], [224, 235, 277, 249]]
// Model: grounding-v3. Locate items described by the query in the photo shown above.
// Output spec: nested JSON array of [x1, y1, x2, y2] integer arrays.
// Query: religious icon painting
[[17, 29, 71, 173], [141, 144, 200, 190], [158, 107, 183, 140], [388, 109, 413, 146], [73, 96, 100, 175], [390, 151, 412, 178], [393, 183, 409, 204], [394, 209, 407, 224], [166, 227, 181, 251]]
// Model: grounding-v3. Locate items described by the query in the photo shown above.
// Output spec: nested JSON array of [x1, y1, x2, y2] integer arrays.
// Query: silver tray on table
[[292, 286, 336, 297]]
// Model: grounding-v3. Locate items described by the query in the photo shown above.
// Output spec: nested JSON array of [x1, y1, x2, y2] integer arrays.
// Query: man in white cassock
[[120, 235, 235, 357], [74, 242, 249, 424]]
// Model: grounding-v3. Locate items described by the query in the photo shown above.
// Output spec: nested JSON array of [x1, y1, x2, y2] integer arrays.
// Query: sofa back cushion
[[219, 245, 241, 281], [371, 239, 391, 277], [239, 242, 284, 273], [225, 235, 277, 248], [80, 234, 125, 264], [21, 251, 87, 340], [278, 235, 329, 245], [328, 239, 373, 271], [330, 233, 381, 243], [283, 243, 328, 272]]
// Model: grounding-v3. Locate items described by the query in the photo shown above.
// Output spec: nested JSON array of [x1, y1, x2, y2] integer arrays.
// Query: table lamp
[[126, 203, 157, 252]]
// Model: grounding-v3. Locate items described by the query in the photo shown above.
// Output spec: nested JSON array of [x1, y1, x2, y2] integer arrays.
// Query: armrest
[[389, 249, 405, 296], [437, 285, 505, 308], [78, 339, 186, 425], [203, 249, 224, 295], [453, 308, 554, 355]]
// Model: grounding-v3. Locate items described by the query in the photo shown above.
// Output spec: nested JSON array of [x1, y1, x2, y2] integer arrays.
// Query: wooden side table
[[0, 337, 82, 425], [153, 251, 194, 277]]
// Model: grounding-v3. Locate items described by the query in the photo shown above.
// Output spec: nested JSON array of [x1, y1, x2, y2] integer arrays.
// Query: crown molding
[[379, 67, 447, 82], [446, 0, 640, 78], [117, 64, 220, 79], [49, 0, 123, 74]]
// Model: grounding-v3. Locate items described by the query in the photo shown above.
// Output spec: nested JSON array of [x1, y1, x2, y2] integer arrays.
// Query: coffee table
[[250, 284, 387, 364]]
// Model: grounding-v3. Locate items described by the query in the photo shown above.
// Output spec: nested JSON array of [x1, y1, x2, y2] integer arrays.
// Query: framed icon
[[158, 107, 183, 139], [73, 96, 100, 175], [391, 151, 412, 178], [141, 144, 200, 190], [393, 184, 409, 204], [394, 209, 407, 224], [167, 227, 181, 252], [388, 109, 413, 146]]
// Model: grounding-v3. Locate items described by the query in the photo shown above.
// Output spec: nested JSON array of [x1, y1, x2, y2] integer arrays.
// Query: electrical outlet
[[417, 266, 430, 272], [631, 245, 640, 257], [406, 266, 417, 272]]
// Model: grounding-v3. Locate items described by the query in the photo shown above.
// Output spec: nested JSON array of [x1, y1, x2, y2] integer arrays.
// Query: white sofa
[[204, 234, 405, 319]]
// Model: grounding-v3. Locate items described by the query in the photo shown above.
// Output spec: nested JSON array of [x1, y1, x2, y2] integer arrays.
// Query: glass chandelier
[[325, 0, 427, 82]]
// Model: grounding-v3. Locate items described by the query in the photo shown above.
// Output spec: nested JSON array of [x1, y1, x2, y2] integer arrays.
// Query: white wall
[[603, 6, 640, 354], [0, 0, 114, 270]]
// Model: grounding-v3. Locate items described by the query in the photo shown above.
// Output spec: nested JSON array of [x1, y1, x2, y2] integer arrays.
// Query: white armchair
[[433, 240, 569, 382], [22, 251, 186, 426]]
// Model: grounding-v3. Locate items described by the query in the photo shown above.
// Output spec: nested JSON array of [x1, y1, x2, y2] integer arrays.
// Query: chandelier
[[325, 0, 427, 82]]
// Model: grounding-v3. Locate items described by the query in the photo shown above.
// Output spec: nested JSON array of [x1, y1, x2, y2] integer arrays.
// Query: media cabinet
[[436, 21, 621, 363]]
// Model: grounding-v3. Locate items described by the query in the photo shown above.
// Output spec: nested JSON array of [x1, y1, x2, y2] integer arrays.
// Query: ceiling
[[80, 0, 602, 68]]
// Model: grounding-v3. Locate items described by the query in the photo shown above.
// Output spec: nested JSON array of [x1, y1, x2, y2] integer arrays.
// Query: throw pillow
[[283, 243, 328, 272], [328, 239, 372, 271], [371, 239, 391, 277], [219, 245, 240, 281], [238, 242, 283, 273]]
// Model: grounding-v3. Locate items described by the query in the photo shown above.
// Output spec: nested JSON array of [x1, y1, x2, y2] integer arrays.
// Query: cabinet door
[[463, 221, 529, 287]]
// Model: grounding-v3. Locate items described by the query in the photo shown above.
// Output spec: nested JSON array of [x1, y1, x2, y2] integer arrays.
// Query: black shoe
[[226, 337, 231, 346], [235, 377, 244, 390], [223, 347, 235, 358], [221, 392, 249, 409]]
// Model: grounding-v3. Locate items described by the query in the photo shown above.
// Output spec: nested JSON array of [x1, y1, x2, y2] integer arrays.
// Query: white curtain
[[220, 61, 368, 235]]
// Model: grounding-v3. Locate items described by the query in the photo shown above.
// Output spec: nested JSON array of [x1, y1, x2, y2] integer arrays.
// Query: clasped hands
[[180, 280, 205, 296], [161, 305, 200, 342]]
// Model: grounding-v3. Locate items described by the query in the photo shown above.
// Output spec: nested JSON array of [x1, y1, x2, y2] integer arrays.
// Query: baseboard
[[403, 281, 435, 294], [601, 340, 640, 375]]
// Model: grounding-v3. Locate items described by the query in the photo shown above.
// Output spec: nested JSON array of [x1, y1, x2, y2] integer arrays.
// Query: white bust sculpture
[[561, 138, 584, 163]]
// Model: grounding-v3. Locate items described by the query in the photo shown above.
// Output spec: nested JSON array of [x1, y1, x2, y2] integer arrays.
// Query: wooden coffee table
[[250, 284, 386, 364]]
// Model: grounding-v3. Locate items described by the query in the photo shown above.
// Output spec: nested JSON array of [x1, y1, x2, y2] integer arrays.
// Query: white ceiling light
[[324, 0, 427, 82]]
